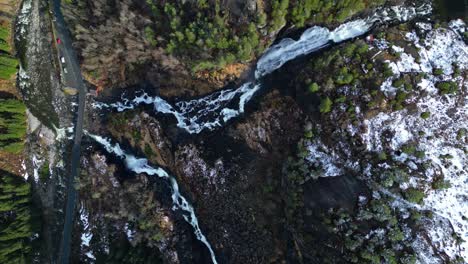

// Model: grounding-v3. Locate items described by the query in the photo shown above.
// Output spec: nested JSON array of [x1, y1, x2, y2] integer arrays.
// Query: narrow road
[[51, 0, 87, 263]]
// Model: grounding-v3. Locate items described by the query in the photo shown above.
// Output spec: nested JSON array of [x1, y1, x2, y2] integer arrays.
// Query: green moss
[[0, 26, 11, 53]]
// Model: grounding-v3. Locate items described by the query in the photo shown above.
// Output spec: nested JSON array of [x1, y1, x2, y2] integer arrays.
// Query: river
[[94, 2, 431, 135], [89, 2, 433, 263]]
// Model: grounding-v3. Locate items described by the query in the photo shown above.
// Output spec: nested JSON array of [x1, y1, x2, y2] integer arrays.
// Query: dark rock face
[[79, 150, 219, 264], [234, 91, 304, 155], [169, 91, 304, 263]]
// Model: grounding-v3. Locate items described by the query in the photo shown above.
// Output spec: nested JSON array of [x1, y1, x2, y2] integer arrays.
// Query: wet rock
[[234, 90, 304, 155]]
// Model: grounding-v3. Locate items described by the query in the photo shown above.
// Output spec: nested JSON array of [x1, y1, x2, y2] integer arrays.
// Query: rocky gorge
[[4, 0, 467, 263]]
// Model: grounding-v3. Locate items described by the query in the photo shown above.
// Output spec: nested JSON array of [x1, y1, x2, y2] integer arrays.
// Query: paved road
[[52, 0, 87, 263]]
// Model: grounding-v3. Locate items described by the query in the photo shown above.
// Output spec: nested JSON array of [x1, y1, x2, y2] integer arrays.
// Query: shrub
[[401, 144, 416, 155], [405, 188, 425, 204], [270, 0, 290, 32], [433, 68, 444, 75], [388, 227, 404, 242], [308, 82, 320, 93], [392, 78, 405, 88], [457, 128, 466, 140], [335, 73, 354, 85], [319, 97, 333, 113], [432, 178, 451, 190], [378, 152, 387, 161], [420, 111, 430, 119], [144, 26, 157, 46], [436, 81, 458, 94]]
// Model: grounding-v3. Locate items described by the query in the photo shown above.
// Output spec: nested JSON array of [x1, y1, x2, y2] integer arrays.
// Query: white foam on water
[[94, 3, 431, 135], [32, 155, 41, 183], [89, 134, 218, 264], [255, 3, 432, 79], [95, 83, 260, 134]]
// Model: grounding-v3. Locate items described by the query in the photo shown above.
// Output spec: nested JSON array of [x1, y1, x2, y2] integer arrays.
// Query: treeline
[[143, 0, 263, 73], [62, 0, 388, 87], [147, 0, 385, 72], [0, 98, 26, 154], [0, 170, 40, 263]]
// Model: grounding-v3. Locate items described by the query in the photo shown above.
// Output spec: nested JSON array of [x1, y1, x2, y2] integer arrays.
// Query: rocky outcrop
[[234, 90, 304, 155], [168, 90, 304, 263], [108, 111, 174, 168], [79, 152, 185, 263]]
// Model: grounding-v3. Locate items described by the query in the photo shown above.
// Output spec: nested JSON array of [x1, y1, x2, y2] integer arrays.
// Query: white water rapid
[[94, 3, 431, 134], [88, 134, 218, 264]]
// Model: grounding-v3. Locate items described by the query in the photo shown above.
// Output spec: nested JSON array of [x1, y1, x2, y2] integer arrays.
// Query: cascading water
[[94, 3, 431, 134], [84, 2, 437, 263], [88, 134, 218, 264]]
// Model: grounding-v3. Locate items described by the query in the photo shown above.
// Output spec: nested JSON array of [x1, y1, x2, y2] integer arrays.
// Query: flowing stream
[[88, 134, 218, 264], [90, 2, 433, 263], [94, 3, 431, 134]]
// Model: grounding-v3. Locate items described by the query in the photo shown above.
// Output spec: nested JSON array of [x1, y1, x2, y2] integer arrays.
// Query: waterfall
[[94, 3, 431, 134], [88, 134, 218, 264]]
